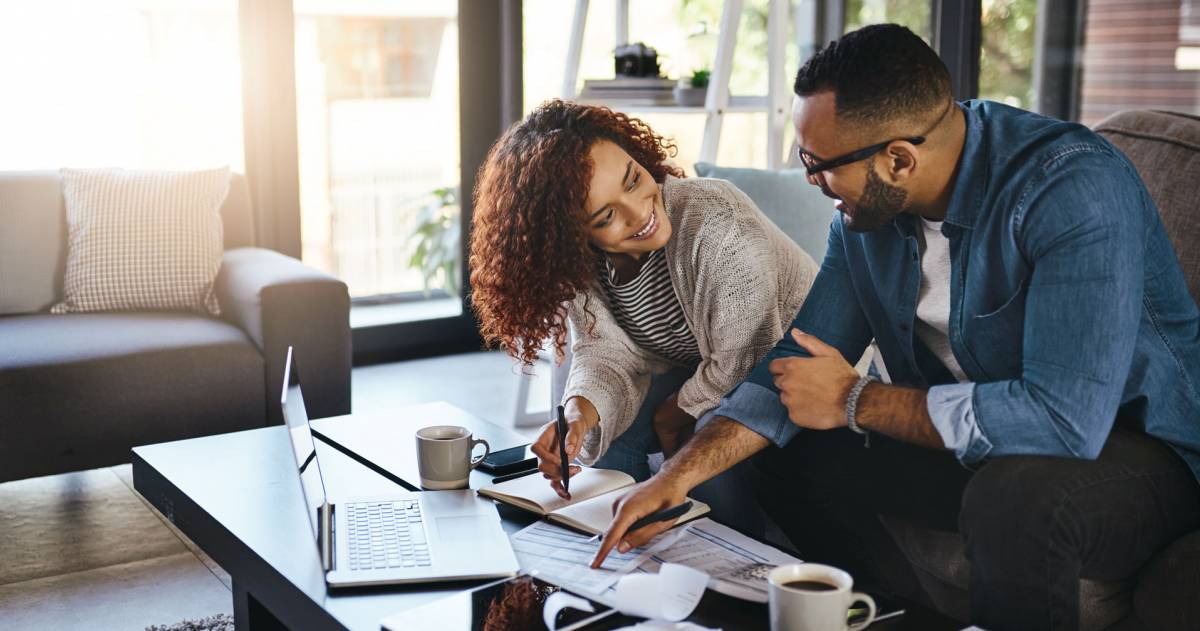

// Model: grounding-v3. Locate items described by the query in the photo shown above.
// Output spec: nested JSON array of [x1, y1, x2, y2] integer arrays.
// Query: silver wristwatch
[[845, 374, 879, 435]]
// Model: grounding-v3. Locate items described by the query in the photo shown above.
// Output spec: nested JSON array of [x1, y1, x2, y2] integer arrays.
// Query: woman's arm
[[560, 290, 662, 464], [675, 182, 819, 419]]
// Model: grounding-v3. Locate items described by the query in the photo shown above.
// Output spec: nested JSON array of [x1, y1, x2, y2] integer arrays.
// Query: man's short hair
[[794, 24, 952, 127]]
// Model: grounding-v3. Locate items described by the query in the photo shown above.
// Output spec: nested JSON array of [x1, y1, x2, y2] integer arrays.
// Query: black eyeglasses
[[798, 136, 926, 176]]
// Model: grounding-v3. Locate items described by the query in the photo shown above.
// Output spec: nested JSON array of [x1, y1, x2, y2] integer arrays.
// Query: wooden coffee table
[[132, 402, 960, 630]]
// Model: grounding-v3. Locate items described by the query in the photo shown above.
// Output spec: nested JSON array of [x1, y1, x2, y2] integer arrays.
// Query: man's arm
[[657, 416, 770, 489], [856, 382, 944, 448], [589, 417, 767, 567], [966, 155, 1145, 460], [770, 330, 946, 449]]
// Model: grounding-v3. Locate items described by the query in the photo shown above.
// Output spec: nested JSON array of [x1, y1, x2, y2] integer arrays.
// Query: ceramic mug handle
[[469, 437, 491, 469], [847, 592, 877, 630]]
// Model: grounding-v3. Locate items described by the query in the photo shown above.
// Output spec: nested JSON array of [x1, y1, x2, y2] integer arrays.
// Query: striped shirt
[[600, 248, 702, 366]]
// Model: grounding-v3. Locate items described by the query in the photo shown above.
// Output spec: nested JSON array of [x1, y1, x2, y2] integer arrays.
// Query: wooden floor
[[0, 350, 548, 630]]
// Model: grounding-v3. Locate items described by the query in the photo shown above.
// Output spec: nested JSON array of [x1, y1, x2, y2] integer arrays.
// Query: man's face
[[792, 93, 909, 232]]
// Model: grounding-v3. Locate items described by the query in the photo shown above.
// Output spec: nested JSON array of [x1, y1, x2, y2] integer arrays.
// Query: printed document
[[510, 520, 645, 595], [633, 518, 802, 603]]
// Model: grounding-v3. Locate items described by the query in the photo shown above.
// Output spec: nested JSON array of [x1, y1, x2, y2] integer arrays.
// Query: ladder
[[561, 0, 795, 169]]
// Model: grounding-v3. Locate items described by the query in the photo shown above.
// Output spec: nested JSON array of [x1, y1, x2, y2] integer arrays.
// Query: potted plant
[[405, 186, 461, 298], [674, 68, 710, 107]]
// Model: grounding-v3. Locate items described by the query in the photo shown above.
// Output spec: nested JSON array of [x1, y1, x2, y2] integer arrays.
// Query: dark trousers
[[753, 427, 1200, 630]]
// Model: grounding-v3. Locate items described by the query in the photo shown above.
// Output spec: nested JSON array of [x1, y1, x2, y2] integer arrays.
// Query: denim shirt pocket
[[963, 280, 1029, 379]]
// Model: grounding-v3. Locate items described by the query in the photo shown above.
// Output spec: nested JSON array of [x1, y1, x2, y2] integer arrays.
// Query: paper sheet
[[542, 590, 596, 630], [510, 521, 645, 595], [543, 571, 714, 631], [632, 518, 802, 603], [613, 563, 708, 621]]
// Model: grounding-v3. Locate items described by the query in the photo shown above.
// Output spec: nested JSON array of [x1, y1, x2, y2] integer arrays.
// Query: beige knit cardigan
[[564, 175, 819, 465]]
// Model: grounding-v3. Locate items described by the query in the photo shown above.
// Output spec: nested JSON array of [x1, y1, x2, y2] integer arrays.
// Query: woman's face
[[584, 140, 670, 258]]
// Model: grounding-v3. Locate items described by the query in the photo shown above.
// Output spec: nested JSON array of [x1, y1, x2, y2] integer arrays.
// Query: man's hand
[[590, 475, 687, 568], [529, 398, 597, 499], [652, 392, 696, 458], [769, 329, 859, 430]]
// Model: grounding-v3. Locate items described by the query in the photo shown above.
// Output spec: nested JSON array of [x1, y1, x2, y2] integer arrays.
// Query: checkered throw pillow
[[51, 167, 230, 315]]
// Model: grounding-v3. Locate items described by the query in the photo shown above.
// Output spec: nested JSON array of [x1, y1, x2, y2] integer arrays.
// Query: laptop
[[280, 347, 520, 588]]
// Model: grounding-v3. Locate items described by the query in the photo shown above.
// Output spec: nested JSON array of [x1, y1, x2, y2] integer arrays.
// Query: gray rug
[[146, 613, 233, 631]]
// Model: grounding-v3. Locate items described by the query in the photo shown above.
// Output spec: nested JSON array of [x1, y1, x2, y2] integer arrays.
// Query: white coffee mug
[[768, 563, 876, 631], [415, 425, 490, 490]]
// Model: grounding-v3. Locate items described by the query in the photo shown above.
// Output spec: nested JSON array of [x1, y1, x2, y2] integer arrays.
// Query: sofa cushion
[[52, 167, 229, 315], [1094, 111, 1200, 304], [0, 171, 256, 316], [0, 312, 265, 481], [693, 162, 835, 262], [0, 171, 68, 315]]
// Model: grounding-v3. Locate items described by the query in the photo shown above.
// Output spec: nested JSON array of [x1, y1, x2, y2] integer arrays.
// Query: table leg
[[233, 580, 289, 631]]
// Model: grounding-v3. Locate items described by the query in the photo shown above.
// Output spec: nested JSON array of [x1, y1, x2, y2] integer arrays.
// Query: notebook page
[[552, 495, 712, 535], [479, 467, 634, 515]]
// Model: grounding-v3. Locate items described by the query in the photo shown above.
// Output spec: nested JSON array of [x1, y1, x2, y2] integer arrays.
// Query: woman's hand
[[652, 392, 696, 459], [529, 397, 598, 499]]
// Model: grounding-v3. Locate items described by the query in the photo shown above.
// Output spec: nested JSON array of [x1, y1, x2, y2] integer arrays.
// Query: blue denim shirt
[[716, 101, 1200, 482]]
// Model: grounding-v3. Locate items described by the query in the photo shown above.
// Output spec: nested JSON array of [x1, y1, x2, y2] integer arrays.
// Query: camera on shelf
[[614, 42, 661, 78]]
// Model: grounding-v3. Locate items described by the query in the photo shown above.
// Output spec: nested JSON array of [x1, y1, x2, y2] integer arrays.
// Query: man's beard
[[844, 161, 907, 233]]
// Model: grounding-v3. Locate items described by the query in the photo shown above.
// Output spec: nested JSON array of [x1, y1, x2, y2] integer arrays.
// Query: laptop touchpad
[[435, 516, 493, 542]]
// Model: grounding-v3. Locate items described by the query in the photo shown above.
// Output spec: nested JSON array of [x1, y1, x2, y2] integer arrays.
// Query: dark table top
[[132, 404, 960, 631]]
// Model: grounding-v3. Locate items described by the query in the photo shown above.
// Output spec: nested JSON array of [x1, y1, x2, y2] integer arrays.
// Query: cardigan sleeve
[[676, 182, 818, 419], [561, 289, 662, 465]]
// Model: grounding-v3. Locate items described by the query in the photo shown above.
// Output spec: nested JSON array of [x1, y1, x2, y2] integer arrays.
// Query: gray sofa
[[696, 110, 1200, 629], [0, 172, 352, 483]]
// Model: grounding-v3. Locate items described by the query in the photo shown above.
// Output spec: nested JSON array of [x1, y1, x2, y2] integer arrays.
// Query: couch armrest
[[215, 247, 351, 423]]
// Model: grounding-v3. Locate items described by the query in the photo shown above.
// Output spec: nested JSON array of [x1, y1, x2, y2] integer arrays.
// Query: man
[[589, 24, 1200, 630]]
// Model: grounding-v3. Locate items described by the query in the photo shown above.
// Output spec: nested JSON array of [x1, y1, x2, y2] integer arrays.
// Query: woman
[[470, 100, 818, 532]]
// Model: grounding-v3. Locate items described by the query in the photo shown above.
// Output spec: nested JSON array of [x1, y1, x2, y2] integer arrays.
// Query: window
[[294, 1, 463, 314], [0, 1, 243, 170], [843, 0, 932, 40], [978, 0, 1037, 110]]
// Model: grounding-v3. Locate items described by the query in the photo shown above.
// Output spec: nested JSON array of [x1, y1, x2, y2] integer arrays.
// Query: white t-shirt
[[914, 218, 968, 383]]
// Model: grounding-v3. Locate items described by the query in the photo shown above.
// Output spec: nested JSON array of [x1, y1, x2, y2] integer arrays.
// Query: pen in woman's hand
[[556, 405, 571, 498]]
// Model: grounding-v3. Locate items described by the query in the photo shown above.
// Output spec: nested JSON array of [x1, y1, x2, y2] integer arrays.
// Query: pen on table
[[586, 501, 693, 544], [556, 404, 570, 497], [490, 466, 540, 484]]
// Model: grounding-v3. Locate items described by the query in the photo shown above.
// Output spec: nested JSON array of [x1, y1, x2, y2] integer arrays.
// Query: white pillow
[[52, 167, 229, 315]]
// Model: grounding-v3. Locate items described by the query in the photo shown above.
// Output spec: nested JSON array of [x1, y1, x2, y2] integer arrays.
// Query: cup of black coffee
[[782, 579, 838, 591], [768, 563, 876, 631]]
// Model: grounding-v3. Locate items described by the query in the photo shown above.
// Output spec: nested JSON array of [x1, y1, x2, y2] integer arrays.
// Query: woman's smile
[[627, 205, 660, 241]]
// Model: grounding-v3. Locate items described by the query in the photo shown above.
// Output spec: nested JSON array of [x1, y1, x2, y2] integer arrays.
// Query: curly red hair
[[470, 100, 684, 366]]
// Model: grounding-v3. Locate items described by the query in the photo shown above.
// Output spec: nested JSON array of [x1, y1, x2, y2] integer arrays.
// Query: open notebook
[[478, 467, 709, 535]]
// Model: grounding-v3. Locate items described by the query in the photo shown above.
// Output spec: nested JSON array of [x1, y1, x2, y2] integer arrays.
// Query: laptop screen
[[281, 347, 329, 544]]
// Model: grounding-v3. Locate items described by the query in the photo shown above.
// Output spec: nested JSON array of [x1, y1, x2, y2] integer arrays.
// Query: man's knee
[[960, 457, 1080, 559]]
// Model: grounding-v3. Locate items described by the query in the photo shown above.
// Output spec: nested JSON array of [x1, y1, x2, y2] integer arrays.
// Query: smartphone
[[478, 444, 537, 475]]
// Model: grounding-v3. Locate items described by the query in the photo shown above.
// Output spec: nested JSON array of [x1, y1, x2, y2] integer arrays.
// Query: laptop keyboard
[[345, 500, 432, 571]]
